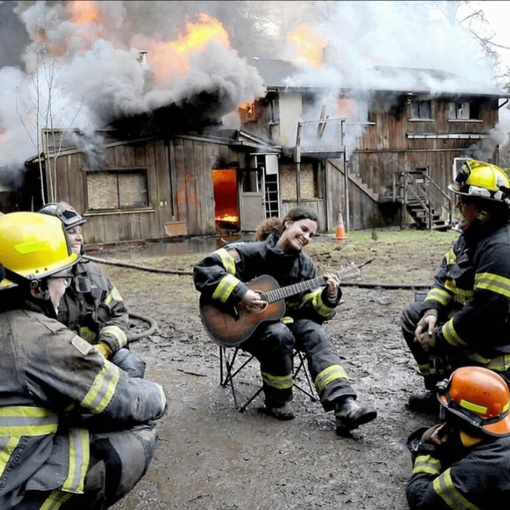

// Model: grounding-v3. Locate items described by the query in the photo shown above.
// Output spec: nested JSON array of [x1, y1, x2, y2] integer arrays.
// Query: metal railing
[[393, 171, 452, 229]]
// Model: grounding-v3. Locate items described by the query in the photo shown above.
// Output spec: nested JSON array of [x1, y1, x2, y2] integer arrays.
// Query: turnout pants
[[20, 424, 158, 510], [242, 319, 356, 410]]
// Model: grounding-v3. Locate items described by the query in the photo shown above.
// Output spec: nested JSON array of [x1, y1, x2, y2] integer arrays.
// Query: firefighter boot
[[265, 402, 295, 420], [335, 397, 377, 435]]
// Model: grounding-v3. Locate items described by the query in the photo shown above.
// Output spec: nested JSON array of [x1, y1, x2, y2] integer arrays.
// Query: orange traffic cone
[[335, 212, 347, 244]]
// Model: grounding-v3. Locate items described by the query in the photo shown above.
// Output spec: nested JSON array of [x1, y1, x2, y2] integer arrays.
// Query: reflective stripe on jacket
[[193, 234, 340, 326], [423, 223, 510, 358], [406, 435, 510, 509], [0, 308, 166, 509], [58, 259, 129, 353]]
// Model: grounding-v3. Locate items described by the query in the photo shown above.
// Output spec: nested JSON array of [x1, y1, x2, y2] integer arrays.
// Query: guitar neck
[[260, 265, 360, 304], [263, 276, 327, 304]]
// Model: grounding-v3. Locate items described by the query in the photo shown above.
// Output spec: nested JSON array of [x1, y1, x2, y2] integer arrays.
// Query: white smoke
[[0, 0, 507, 182]]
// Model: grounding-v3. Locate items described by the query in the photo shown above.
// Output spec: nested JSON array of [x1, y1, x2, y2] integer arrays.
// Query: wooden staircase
[[393, 171, 452, 230]]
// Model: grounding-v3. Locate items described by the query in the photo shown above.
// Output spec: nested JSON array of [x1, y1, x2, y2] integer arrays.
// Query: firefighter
[[406, 366, 510, 508], [39, 201, 146, 378], [193, 207, 377, 435], [401, 159, 510, 413], [0, 212, 167, 509]]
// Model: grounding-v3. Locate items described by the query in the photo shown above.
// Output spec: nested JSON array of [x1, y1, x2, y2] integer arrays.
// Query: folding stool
[[219, 346, 318, 412]]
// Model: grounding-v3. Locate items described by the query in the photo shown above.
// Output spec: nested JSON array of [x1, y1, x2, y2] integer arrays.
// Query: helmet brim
[[439, 393, 510, 437], [447, 184, 506, 203]]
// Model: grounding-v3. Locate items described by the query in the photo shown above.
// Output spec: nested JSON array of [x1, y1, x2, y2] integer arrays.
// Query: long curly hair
[[255, 207, 320, 241]]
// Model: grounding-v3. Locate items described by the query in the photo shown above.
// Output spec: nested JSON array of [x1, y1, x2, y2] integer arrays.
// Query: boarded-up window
[[86, 170, 149, 210], [280, 162, 323, 200]]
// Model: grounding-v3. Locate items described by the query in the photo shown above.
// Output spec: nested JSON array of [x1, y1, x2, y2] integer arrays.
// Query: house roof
[[250, 58, 510, 98]]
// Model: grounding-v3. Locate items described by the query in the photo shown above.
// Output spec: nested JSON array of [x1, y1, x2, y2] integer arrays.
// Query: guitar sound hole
[[246, 302, 268, 314]]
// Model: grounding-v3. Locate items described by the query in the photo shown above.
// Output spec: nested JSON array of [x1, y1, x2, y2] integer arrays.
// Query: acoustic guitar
[[199, 263, 362, 347]]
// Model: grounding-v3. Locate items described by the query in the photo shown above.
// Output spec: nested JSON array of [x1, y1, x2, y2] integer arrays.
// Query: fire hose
[[84, 255, 432, 290]]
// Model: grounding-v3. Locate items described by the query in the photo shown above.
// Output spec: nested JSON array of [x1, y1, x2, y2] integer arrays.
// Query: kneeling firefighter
[[0, 212, 167, 509]]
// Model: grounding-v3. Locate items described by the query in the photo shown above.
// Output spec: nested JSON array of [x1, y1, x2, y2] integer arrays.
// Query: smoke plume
[[0, 0, 507, 182]]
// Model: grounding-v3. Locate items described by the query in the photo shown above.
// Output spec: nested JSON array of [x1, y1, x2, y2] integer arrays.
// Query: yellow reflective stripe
[[460, 399, 487, 416], [0, 436, 20, 478], [412, 454, 441, 475], [216, 248, 237, 275], [462, 351, 510, 372], [261, 371, 293, 390], [475, 272, 510, 298], [100, 325, 128, 348], [454, 287, 473, 299], [41, 489, 73, 510], [300, 289, 334, 317], [79, 327, 96, 343], [0, 406, 58, 436], [81, 363, 120, 414], [442, 319, 467, 347], [445, 249, 456, 265], [62, 428, 89, 494], [487, 355, 510, 372], [212, 274, 240, 303], [304, 288, 335, 317], [425, 288, 451, 306], [315, 365, 348, 392], [445, 280, 456, 293], [103, 287, 123, 307], [433, 468, 480, 510], [417, 362, 432, 377]]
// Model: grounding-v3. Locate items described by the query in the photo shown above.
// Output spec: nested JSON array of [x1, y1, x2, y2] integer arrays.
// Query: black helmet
[[39, 201, 86, 230]]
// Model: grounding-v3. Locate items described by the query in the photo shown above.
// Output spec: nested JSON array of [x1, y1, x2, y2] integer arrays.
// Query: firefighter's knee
[[90, 424, 158, 505], [110, 348, 146, 378]]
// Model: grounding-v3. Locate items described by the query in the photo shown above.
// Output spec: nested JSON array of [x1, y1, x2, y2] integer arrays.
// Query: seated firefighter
[[406, 366, 510, 509], [401, 159, 510, 413], [0, 212, 167, 509], [193, 207, 377, 435], [39, 201, 146, 378]]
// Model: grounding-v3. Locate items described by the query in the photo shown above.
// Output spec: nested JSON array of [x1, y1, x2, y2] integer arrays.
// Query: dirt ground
[[95, 228, 458, 510]]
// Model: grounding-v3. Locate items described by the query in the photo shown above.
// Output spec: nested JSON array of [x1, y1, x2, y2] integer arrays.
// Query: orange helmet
[[437, 366, 510, 437]]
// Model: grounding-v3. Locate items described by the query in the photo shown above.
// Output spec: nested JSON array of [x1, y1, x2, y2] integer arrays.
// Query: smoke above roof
[[0, 1, 505, 177]]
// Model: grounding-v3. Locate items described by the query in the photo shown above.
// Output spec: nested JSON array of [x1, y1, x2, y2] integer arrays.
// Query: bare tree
[[16, 31, 82, 204]]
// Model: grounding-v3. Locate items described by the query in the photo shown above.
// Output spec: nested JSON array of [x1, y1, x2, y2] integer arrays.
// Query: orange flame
[[69, 0, 100, 24], [146, 14, 230, 85], [286, 24, 327, 67]]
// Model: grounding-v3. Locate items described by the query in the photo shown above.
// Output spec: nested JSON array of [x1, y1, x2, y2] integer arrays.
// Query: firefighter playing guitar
[[199, 262, 364, 347]]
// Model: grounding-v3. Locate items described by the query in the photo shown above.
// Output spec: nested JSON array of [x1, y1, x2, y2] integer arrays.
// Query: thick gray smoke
[[0, 1, 507, 181]]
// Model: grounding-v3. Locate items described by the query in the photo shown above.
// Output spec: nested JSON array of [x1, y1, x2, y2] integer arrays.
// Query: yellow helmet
[[448, 159, 510, 202], [0, 212, 79, 289]]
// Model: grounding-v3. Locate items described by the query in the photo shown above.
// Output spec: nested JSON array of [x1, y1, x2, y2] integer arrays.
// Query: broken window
[[86, 169, 149, 210], [448, 100, 480, 120]]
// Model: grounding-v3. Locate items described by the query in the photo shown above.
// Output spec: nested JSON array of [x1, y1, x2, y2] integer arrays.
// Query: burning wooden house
[[8, 2, 510, 246]]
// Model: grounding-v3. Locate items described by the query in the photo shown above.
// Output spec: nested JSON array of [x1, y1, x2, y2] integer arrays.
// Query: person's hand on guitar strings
[[241, 288, 268, 312], [324, 273, 341, 300]]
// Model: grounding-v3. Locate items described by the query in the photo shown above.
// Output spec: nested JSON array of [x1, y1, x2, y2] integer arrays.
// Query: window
[[410, 100, 432, 119], [238, 101, 260, 123], [86, 169, 149, 211], [448, 101, 480, 120]]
